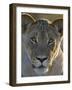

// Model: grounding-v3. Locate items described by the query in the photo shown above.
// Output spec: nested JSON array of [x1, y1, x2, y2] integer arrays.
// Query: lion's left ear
[[52, 19, 63, 37], [52, 19, 63, 51]]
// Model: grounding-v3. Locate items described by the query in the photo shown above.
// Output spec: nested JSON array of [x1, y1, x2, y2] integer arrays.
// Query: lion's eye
[[48, 38, 54, 46], [31, 37, 37, 44]]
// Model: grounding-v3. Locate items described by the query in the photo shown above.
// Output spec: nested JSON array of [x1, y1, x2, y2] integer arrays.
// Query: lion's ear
[[52, 19, 63, 37], [52, 19, 63, 51], [22, 14, 35, 33]]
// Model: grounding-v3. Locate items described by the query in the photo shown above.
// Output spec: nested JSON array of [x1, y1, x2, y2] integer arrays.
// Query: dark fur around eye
[[48, 39, 53, 44], [49, 43, 55, 50], [48, 38, 54, 45], [48, 39, 55, 50], [30, 37, 37, 44]]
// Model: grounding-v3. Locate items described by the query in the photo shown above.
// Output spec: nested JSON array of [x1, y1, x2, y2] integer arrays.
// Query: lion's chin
[[33, 68, 48, 75]]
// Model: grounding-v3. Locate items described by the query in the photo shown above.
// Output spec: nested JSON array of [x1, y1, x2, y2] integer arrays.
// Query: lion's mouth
[[32, 64, 46, 69], [32, 64, 48, 75], [31, 57, 49, 75], [34, 68, 48, 75]]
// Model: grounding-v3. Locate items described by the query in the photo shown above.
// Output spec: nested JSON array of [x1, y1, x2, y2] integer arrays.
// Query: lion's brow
[[31, 20, 49, 31]]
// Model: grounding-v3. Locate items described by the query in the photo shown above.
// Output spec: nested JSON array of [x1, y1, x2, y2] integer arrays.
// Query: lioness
[[21, 14, 63, 76]]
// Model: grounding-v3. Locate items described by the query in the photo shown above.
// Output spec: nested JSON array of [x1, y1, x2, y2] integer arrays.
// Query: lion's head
[[22, 14, 63, 75]]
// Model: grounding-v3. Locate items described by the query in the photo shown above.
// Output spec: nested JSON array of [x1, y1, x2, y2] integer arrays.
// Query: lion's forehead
[[27, 20, 60, 40], [30, 20, 49, 31], [28, 28, 59, 42]]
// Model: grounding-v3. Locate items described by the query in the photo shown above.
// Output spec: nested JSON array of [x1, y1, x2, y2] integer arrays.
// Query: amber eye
[[48, 38, 54, 46], [31, 37, 37, 44]]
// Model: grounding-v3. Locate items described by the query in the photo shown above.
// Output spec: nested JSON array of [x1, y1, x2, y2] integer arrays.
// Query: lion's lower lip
[[38, 66, 46, 69], [32, 64, 46, 68], [33, 68, 48, 74]]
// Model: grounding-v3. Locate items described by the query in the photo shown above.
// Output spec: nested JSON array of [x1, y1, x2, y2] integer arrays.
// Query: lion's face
[[22, 19, 62, 75]]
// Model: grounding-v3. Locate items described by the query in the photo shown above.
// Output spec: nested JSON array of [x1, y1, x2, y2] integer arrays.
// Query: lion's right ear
[[22, 14, 35, 33]]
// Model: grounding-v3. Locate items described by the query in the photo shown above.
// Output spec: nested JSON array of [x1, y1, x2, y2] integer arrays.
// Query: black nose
[[36, 57, 47, 63]]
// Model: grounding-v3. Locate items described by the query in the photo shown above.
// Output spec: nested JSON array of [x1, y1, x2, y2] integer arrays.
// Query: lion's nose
[[36, 56, 48, 63]]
